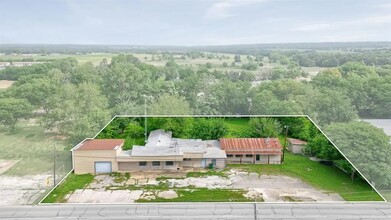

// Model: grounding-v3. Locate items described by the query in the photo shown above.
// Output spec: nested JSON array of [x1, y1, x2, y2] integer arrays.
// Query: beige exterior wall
[[73, 149, 118, 174], [180, 158, 203, 167], [117, 155, 183, 162], [183, 152, 204, 158], [225, 154, 281, 165], [118, 161, 179, 171], [205, 158, 225, 169]]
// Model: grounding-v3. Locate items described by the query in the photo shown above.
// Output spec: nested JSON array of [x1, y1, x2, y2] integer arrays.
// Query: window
[[235, 154, 243, 158], [152, 161, 160, 166], [139, 161, 147, 166], [166, 161, 174, 166], [246, 154, 253, 158], [227, 154, 233, 158], [183, 158, 192, 161]]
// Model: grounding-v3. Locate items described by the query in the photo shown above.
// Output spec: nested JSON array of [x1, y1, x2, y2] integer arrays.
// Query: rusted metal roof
[[220, 138, 282, 155], [287, 138, 307, 145], [76, 139, 125, 151]]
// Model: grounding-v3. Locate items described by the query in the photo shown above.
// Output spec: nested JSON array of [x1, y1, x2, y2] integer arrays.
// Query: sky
[[1, 0, 391, 46]]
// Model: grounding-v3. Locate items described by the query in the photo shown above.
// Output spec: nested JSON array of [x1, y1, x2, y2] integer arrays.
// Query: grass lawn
[[42, 173, 94, 203], [0, 119, 72, 176], [137, 189, 252, 203], [223, 117, 251, 138], [228, 152, 383, 201]]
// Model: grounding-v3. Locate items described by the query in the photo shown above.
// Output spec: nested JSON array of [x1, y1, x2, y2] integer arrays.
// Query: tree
[[304, 133, 341, 160], [190, 118, 228, 140], [0, 98, 32, 131], [123, 122, 144, 137], [148, 94, 193, 115], [234, 55, 241, 62], [222, 62, 228, 67], [42, 82, 110, 142], [5, 69, 62, 112], [101, 61, 152, 109], [306, 88, 358, 126], [241, 62, 258, 70], [212, 80, 251, 114], [249, 118, 282, 137], [325, 121, 391, 188]]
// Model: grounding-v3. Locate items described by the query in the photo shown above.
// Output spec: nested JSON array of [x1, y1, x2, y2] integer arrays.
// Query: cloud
[[291, 23, 333, 31], [291, 14, 391, 32], [204, 0, 266, 20], [373, 2, 391, 8]]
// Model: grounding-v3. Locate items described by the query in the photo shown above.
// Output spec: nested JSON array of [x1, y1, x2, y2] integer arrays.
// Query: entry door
[[256, 155, 260, 161], [95, 161, 112, 173], [201, 159, 206, 168], [211, 159, 217, 166]]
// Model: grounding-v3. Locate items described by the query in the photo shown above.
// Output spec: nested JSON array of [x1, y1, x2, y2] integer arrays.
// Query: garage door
[[95, 162, 112, 173]]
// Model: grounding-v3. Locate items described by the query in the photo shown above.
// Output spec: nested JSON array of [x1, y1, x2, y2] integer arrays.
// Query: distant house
[[220, 138, 282, 164], [0, 62, 10, 69], [72, 130, 226, 174], [287, 138, 307, 154]]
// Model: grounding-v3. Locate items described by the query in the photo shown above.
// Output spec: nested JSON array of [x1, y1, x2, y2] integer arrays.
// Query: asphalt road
[[1, 203, 391, 219]]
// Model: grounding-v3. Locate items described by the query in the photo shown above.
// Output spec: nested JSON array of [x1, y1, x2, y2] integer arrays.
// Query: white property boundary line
[[38, 169, 74, 204], [40, 114, 388, 204]]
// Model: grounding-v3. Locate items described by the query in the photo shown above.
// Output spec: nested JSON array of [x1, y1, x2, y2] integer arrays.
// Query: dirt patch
[[0, 80, 14, 89]]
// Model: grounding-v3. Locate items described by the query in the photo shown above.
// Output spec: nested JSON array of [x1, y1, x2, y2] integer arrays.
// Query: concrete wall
[[288, 143, 304, 154], [73, 150, 118, 174]]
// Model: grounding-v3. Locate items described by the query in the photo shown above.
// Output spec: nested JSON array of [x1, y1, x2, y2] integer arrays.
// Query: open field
[[0, 80, 14, 89], [1, 52, 317, 82], [0, 119, 71, 176], [0, 119, 73, 205], [0, 53, 115, 65]]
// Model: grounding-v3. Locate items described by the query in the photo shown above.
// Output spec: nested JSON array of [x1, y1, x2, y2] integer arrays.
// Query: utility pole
[[53, 143, 56, 187], [282, 125, 289, 163], [144, 95, 147, 143]]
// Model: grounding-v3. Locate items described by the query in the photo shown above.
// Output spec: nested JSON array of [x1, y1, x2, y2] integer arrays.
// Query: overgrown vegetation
[[42, 173, 94, 203], [137, 189, 251, 202]]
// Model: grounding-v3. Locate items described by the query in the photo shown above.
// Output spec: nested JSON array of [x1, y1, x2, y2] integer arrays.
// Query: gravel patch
[[168, 176, 232, 189]]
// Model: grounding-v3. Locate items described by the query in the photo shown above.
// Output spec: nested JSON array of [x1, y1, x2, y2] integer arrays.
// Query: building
[[287, 138, 307, 154], [72, 130, 226, 174], [220, 138, 282, 164], [0, 62, 10, 69], [72, 139, 125, 174]]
